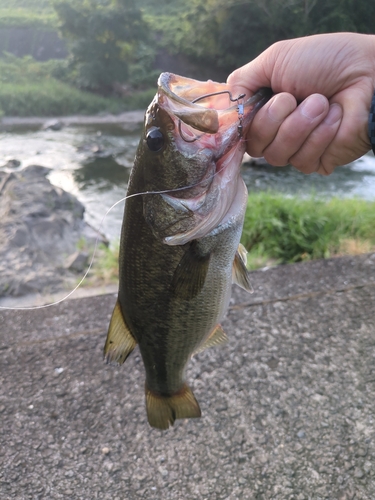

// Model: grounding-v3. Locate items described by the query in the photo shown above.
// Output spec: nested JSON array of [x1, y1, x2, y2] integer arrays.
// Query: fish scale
[[104, 73, 272, 430]]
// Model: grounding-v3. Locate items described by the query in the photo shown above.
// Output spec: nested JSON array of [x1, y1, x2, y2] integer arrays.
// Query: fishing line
[[0, 152, 239, 312], [0, 89, 268, 312]]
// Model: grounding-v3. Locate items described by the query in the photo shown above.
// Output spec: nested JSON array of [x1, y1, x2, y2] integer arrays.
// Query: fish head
[[139, 73, 271, 245]]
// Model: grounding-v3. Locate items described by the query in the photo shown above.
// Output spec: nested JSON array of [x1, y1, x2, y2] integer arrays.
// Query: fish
[[104, 73, 271, 430]]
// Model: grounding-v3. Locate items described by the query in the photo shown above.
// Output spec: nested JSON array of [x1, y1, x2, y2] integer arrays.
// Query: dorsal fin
[[232, 243, 253, 293], [103, 300, 137, 364]]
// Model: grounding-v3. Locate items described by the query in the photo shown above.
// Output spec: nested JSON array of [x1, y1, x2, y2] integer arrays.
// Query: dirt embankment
[[0, 110, 145, 130]]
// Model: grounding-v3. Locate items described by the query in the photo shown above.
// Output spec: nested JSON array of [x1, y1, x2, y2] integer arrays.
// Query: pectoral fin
[[104, 300, 137, 364], [194, 324, 228, 355], [232, 243, 253, 293], [170, 241, 210, 300], [146, 383, 201, 430]]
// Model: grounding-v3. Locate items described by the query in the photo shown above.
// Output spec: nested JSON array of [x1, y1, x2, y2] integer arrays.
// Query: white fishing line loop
[[0, 195, 127, 311], [0, 96, 255, 313], [0, 163, 233, 311]]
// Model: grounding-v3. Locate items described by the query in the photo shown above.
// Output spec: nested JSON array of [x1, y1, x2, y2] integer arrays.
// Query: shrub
[[242, 193, 375, 269]]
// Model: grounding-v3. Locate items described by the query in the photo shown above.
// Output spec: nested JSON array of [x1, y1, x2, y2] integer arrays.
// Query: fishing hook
[[178, 90, 246, 143]]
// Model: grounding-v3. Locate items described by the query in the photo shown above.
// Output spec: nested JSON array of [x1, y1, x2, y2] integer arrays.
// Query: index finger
[[227, 57, 274, 100]]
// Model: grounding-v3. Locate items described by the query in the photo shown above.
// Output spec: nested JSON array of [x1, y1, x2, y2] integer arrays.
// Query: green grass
[[0, 81, 121, 116], [0, 54, 155, 116], [242, 192, 375, 269], [0, 81, 155, 116], [88, 193, 375, 284], [0, 0, 56, 29], [0, 9, 56, 29], [83, 243, 120, 287]]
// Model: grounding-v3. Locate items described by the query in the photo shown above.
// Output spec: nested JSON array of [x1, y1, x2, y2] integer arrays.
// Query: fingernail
[[300, 95, 326, 119], [324, 103, 342, 125]]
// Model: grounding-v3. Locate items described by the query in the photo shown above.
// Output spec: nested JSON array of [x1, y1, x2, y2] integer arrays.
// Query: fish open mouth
[[146, 74, 271, 245]]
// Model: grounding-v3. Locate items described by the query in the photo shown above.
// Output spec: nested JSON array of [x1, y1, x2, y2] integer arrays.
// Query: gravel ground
[[1, 253, 375, 499]]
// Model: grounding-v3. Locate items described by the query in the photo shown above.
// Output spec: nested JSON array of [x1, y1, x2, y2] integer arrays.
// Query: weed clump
[[242, 193, 375, 269]]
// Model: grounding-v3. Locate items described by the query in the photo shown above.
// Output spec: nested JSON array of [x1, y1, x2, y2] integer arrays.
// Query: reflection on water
[[0, 125, 140, 242], [73, 156, 131, 191], [242, 153, 375, 200], [1, 124, 375, 242]]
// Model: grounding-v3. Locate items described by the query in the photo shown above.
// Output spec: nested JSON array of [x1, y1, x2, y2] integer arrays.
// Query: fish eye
[[146, 127, 164, 152]]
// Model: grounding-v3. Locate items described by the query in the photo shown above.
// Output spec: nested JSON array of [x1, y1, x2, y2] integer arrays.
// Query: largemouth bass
[[104, 73, 271, 430]]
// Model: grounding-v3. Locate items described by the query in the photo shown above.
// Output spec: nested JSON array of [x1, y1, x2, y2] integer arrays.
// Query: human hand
[[227, 33, 375, 174]]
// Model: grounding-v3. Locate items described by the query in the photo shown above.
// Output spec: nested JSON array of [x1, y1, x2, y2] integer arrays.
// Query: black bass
[[104, 73, 271, 430]]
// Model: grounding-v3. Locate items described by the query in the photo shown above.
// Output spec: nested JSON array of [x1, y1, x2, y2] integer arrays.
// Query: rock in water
[[0, 165, 103, 297], [42, 119, 64, 131], [1, 159, 21, 170]]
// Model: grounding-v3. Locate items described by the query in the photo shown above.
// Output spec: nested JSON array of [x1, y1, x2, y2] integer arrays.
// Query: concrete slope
[[1, 253, 375, 499]]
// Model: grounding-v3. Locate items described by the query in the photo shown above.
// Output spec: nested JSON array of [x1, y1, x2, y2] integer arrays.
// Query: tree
[[217, 0, 375, 71], [146, 0, 375, 74], [54, 0, 148, 91]]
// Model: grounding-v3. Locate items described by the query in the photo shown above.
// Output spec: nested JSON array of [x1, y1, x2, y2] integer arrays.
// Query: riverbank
[[0, 110, 145, 130]]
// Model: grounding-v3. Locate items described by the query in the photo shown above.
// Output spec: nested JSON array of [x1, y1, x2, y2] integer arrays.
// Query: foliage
[[0, 0, 56, 29], [0, 0, 54, 12], [127, 42, 160, 88], [217, 0, 375, 70], [143, 0, 375, 73], [0, 9, 56, 29], [2, 0, 375, 104], [87, 243, 120, 285], [54, 0, 149, 91], [89, 193, 375, 283], [241, 193, 375, 269], [143, 0, 220, 64], [3, 0, 375, 90], [0, 53, 153, 115], [0, 81, 120, 116]]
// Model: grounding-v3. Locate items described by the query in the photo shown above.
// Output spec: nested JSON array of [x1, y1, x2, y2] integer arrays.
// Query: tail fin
[[145, 384, 201, 430]]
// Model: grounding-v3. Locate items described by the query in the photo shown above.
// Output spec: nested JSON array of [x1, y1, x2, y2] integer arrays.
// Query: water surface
[[1, 124, 374, 243]]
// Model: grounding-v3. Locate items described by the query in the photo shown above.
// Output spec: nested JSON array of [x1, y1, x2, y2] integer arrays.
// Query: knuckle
[[263, 150, 288, 167], [290, 158, 318, 174]]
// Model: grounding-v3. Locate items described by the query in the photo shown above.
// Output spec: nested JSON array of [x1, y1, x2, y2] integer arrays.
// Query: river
[[1, 124, 375, 243]]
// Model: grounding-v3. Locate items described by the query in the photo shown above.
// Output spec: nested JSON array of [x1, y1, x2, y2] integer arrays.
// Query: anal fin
[[232, 243, 253, 293], [104, 300, 137, 364], [194, 324, 228, 355], [146, 384, 201, 430]]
